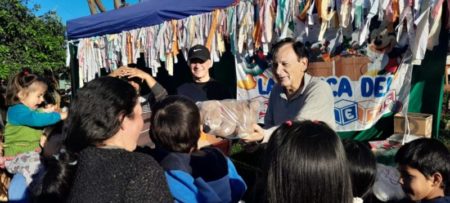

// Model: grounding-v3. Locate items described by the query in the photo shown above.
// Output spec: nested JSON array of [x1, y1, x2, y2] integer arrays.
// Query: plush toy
[[365, 18, 396, 76], [197, 99, 260, 139], [366, 17, 408, 76]]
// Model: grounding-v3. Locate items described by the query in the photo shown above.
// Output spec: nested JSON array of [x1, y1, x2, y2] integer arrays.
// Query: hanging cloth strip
[[171, 20, 180, 63], [427, 0, 444, 49], [71, 0, 444, 85], [318, 0, 336, 41], [411, 8, 430, 65], [206, 10, 220, 51], [447, 0, 450, 29], [126, 33, 133, 65], [253, 1, 262, 50], [359, 0, 380, 45], [216, 10, 226, 56], [339, 0, 351, 28], [261, 0, 274, 54], [427, 4, 441, 50]]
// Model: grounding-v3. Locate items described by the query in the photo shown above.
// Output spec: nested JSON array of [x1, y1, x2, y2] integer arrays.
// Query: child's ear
[[119, 114, 127, 130], [17, 90, 26, 101], [431, 172, 444, 187]]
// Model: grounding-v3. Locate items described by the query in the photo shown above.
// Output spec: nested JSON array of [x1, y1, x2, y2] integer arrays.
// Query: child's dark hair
[[5, 71, 47, 106], [343, 139, 377, 201], [31, 77, 138, 201], [395, 138, 450, 194], [150, 96, 200, 153], [262, 120, 353, 203]]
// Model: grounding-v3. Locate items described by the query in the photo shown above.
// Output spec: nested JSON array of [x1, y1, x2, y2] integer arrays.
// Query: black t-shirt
[[176, 79, 233, 102]]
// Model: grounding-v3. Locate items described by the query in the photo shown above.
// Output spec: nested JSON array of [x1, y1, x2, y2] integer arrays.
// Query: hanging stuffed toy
[[365, 17, 407, 76]]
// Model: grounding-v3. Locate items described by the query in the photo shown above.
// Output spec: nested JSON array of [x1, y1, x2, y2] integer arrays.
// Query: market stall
[[66, 0, 449, 140]]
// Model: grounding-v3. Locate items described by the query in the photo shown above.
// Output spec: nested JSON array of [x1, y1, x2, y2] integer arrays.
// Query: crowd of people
[[0, 40, 450, 203]]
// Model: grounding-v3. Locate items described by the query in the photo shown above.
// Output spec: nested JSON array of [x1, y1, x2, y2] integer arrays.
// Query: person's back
[[395, 138, 450, 203], [343, 139, 377, 203], [150, 146, 245, 202], [68, 147, 169, 202], [150, 96, 246, 202]]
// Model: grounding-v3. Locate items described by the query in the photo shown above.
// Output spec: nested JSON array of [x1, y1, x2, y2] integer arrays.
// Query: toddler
[[2, 71, 66, 185]]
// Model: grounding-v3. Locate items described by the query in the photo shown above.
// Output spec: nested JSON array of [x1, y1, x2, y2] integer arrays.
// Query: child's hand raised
[[60, 111, 68, 120]]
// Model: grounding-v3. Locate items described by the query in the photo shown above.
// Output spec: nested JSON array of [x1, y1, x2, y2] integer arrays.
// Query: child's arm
[[7, 104, 61, 127]]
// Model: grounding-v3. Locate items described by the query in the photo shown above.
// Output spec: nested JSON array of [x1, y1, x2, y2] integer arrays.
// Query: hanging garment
[[360, 0, 380, 45], [411, 8, 430, 65], [339, 0, 352, 28]]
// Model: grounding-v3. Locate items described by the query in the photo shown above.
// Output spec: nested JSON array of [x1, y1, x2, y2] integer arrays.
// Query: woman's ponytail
[[30, 148, 77, 202]]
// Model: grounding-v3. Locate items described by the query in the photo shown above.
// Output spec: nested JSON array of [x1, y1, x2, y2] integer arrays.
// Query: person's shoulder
[[309, 75, 329, 86], [6, 104, 31, 119], [127, 150, 160, 166], [8, 104, 27, 111], [191, 147, 228, 172], [196, 147, 225, 158], [87, 147, 159, 167], [307, 76, 332, 93]]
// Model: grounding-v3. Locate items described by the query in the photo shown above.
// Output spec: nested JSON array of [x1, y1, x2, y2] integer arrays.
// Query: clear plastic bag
[[197, 99, 259, 139]]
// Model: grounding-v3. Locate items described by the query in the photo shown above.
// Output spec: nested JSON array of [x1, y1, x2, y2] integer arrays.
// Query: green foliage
[[0, 0, 66, 79], [440, 92, 450, 149]]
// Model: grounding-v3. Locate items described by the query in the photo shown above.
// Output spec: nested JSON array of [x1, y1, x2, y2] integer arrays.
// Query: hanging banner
[[235, 50, 275, 124], [236, 52, 412, 132]]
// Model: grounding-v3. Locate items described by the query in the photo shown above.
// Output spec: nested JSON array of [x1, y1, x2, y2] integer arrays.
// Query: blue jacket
[[150, 147, 246, 203]]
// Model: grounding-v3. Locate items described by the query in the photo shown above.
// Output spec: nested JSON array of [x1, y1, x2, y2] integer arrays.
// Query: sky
[[26, 0, 139, 24]]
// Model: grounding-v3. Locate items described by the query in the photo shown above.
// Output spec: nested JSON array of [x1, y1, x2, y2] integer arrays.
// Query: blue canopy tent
[[67, 0, 234, 40]]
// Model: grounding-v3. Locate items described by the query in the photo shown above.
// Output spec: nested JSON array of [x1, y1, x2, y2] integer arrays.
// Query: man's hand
[[241, 124, 265, 143]]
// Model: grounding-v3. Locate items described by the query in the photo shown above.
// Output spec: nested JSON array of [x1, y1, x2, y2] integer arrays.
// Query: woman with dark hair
[[261, 120, 353, 203], [343, 139, 377, 203], [31, 77, 172, 202]]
